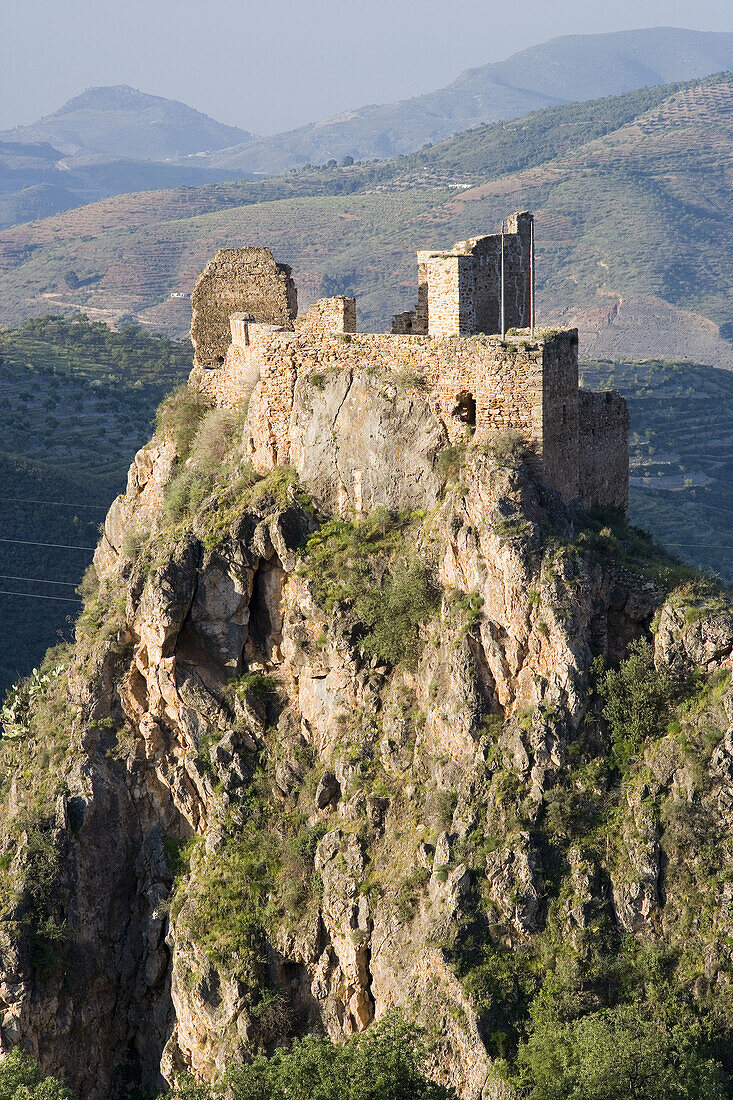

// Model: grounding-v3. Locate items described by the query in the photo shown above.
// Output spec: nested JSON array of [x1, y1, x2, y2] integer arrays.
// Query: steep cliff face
[[0, 370, 731, 1099]]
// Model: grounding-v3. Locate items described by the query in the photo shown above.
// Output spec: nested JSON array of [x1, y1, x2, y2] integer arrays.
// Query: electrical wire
[[0, 496, 106, 510], [0, 574, 79, 587], [0, 590, 81, 603], [663, 543, 733, 550], [0, 537, 95, 551]]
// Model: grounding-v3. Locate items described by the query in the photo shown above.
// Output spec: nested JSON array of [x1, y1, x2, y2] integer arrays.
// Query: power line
[[0, 496, 107, 511], [0, 537, 95, 551], [663, 543, 733, 550], [0, 590, 81, 603], [0, 573, 79, 587]]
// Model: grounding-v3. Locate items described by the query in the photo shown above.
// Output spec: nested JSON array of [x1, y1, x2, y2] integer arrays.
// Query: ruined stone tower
[[190, 247, 297, 366], [392, 213, 533, 337]]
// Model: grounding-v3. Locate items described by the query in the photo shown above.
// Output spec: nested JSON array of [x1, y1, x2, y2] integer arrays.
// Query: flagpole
[[500, 220, 505, 340], [530, 216, 535, 337]]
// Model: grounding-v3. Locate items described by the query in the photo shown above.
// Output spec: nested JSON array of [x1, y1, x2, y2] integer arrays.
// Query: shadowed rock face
[[190, 248, 297, 367]]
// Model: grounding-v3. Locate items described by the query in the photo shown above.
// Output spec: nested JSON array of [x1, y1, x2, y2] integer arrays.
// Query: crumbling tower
[[190, 247, 298, 366], [393, 213, 533, 337]]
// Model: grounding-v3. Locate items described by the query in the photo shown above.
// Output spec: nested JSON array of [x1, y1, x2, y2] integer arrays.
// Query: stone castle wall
[[294, 296, 357, 334], [187, 221, 628, 512], [541, 330, 580, 502], [190, 248, 297, 367], [578, 390, 630, 509], [191, 318, 583, 500], [398, 213, 533, 338]]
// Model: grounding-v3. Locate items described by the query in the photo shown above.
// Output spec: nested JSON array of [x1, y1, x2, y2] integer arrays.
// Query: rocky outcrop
[[1, 374, 731, 1100], [655, 601, 733, 676]]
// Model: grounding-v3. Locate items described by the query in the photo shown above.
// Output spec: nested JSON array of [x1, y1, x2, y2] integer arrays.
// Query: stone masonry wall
[[191, 326, 584, 500], [578, 390, 630, 509], [187, 223, 628, 511], [470, 212, 532, 336], [412, 213, 532, 338], [190, 248, 297, 367], [294, 297, 357, 334], [541, 331, 580, 502], [190, 320, 281, 411]]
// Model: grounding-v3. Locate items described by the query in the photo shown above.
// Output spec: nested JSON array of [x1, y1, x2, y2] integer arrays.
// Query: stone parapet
[[295, 296, 356, 334]]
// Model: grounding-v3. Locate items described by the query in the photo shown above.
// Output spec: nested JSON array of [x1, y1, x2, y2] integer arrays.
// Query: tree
[[515, 999, 727, 1100], [595, 639, 678, 766], [226, 1010, 456, 1100], [0, 1048, 75, 1100]]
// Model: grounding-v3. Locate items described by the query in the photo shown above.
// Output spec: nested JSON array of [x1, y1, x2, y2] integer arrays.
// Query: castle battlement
[[188, 216, 629, 511]]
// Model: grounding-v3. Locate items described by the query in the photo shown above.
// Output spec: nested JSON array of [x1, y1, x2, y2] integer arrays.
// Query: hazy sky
[[2, 0, 733, 134]]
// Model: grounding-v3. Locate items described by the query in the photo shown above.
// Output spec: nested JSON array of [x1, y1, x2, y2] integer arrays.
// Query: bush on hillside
[[225, 1010, 456, 1100], [0, 1048, 75, 1100], [595, 638, 680, 766], [155, 385, 209, 460], [188, 407, 240, 473], [515, 997, 727, 1100]]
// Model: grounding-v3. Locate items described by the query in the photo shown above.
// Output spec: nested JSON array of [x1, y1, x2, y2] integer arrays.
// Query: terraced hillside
[[0, 73, 730, 367], [0, 317, 190, 694]]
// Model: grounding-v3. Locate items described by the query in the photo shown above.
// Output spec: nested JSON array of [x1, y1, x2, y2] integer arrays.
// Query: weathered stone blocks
[[295, 296, 356, 334], [401, 213, 533, 338], [190, 247, 297, 367], [578, 389, 630, 509]]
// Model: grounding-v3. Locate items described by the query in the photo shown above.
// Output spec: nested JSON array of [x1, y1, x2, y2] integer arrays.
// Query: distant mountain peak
[[1, 85, 256, 160], [56, 85, 160, 114]]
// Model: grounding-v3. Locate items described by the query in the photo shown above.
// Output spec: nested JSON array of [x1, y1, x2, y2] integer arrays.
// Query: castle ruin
[[189, 214, 629, 511], [392, 212, 533, 337]]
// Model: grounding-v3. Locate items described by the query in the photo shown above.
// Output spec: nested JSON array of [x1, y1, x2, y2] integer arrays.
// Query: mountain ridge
[[0, 27, 732, 230], [204, 27, 733, 173], [0, 84, 256, 160]]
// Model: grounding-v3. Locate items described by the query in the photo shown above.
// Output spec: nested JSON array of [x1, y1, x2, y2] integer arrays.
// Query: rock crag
[[0, 355, 729, 1098]]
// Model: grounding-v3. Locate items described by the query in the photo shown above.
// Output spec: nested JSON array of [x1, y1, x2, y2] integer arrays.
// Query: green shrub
[[188, 406, 240, 473], [354, 558, 438, 667], [232, 672, 278, 703], [155, 385, 209, 460], [163, 468, 214, 522], [182, 816, 278, 980], [302, 511, 438, 668], [0, 1048, 76, 1100], [226, 1008, 457, 1100], [515, 997, 727, 1100], [436, 443, 467, 483], [595, 639, 680, 766], [21, 817, 67, 976]]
